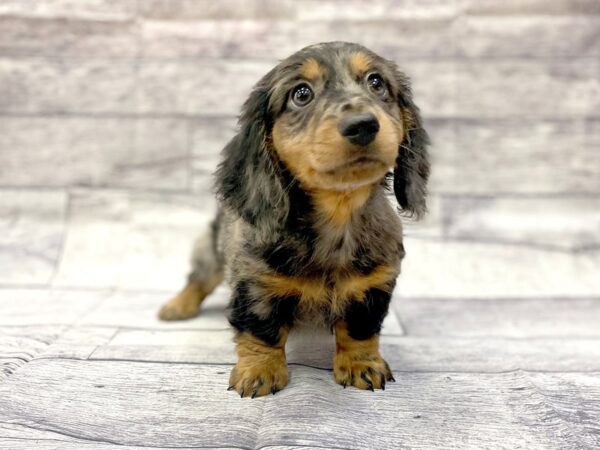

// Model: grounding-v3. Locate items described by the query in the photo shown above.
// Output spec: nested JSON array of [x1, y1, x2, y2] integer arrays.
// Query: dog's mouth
[[324, 155, 387, 174]]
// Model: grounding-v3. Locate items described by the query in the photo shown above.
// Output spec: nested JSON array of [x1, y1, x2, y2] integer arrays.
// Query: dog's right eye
[[291, 84, 313, 107]]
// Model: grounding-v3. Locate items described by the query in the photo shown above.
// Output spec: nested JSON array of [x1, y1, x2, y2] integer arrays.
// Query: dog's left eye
[[291, 84, 314, 107], [366, 73, 387, 97]]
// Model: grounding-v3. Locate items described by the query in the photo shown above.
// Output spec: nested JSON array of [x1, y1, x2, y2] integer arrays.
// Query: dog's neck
[[308, 184, 382, 268], [261, 180, 397, 275], [310, 185, 373, 229]]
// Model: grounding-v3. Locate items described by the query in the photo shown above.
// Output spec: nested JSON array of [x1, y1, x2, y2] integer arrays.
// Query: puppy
[[158, 42, 430, 398]]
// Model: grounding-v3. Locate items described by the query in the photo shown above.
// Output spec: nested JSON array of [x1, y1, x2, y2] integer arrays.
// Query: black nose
[[338, 113, 380, 147]]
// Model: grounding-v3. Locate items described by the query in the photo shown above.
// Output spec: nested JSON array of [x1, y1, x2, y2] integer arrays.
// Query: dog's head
[[216, 42, 430, 230]]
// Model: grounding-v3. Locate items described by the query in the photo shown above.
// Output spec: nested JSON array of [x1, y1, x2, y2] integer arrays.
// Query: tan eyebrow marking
[[300, 58, 326, 81], [349, 51, 372, 77]]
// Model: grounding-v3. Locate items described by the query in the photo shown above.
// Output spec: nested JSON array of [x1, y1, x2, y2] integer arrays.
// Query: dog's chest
[[292, 261, 398, 326], [292, 230, 399, 323], [314, 224, 357, 268]]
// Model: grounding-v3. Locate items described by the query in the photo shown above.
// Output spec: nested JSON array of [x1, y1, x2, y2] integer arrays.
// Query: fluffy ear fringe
[[392, 73, 431, 220], [215, 85, 290, 232]]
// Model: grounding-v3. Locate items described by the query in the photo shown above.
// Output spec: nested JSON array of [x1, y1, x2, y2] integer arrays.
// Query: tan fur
[[333, 322, 393, 390], [375, 108, 404, 152], [259, 264, 398, 319], [349, 51, 372, 77], [336, 264, 398, 300], [273, 107, 401, 192], [158, 273, 223, 321], [402, 106, 415, 129], [258, 273, 329, 303], [300, 57, 325, 81], [229, 332, 289, 397], [311, 185, 372, 227]]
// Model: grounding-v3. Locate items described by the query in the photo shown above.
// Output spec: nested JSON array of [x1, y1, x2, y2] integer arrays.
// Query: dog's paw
[[228, 357, 288, 398], [157, 295, 199, 321], [334, 354, 394, 391]]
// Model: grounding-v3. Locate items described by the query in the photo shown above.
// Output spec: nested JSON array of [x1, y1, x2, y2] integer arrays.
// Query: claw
[[227, 385, 235, 391], [342, 381, 347, 389], [385, 361, 395, 382], [381, 379, 386, 391], [361, 372, 374, 391], [251, 389, 258, 399], [271, 386, 277, 395], [240, 391, 245, 398]]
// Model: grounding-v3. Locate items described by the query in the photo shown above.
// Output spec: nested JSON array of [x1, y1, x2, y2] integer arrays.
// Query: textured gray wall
[[1, 0, 598, 196], [1, 0, 599, 288]]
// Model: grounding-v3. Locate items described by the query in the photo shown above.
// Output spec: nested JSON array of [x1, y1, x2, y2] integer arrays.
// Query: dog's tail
[[158, 209, 225, 321]]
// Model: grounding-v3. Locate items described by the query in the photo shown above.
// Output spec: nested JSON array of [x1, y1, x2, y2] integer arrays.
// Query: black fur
[[344, 285, 395, 340], [261, 240, 313, 277], [393, 72, 431, 219], [210, 208, 225, 268], [351, 243, 381, 276], [228, 281, 299, 346], [256, 182, 322, 277], [214, 77, 290, 232]]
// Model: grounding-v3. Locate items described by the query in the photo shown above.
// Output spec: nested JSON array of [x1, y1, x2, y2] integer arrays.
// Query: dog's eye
[[291, 84, 313, 107], [366, 73, 387, 96]]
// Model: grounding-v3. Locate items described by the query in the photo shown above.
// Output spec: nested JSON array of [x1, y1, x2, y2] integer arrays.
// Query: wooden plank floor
[[1, 196, 599, 450], [1, 1, 600, 449]]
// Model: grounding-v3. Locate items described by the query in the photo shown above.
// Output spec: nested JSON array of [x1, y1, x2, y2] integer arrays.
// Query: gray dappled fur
[[195, 42, 430, 328], [214, 71, 291, 234], [214, 42, 430, 234]]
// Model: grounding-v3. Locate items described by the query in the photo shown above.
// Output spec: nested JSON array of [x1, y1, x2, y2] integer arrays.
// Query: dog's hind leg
[[158, 211, 224, 321]]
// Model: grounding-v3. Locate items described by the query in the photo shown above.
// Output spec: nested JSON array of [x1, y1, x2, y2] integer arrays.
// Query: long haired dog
[[158, 42, 430, 397]]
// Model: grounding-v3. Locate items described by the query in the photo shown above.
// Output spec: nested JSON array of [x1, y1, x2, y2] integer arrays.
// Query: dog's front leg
[[228, 331, 289, 398], [333, 287, 395, 390], [227, 282, 298, 397], [333, 323, 394, 390]]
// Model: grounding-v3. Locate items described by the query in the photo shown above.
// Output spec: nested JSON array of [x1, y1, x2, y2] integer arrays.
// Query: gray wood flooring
[[1, 1, 599, 448]]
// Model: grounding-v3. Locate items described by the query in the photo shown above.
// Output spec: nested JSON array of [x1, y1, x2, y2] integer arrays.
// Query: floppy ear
[[215, 81, 289, 231], [393, 72, 431, 219]]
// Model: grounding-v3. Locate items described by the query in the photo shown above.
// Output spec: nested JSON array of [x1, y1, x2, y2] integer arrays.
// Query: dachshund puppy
[[158, 42, 430, 398]]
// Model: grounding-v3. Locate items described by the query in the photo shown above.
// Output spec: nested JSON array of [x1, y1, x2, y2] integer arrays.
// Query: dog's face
[[270, 48, 403, 191], [216, 42, 430, 229]]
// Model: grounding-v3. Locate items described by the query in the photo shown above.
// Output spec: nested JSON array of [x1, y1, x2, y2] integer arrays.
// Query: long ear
[[215, 82, 289, 231], [393, 72, 431, 219]]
